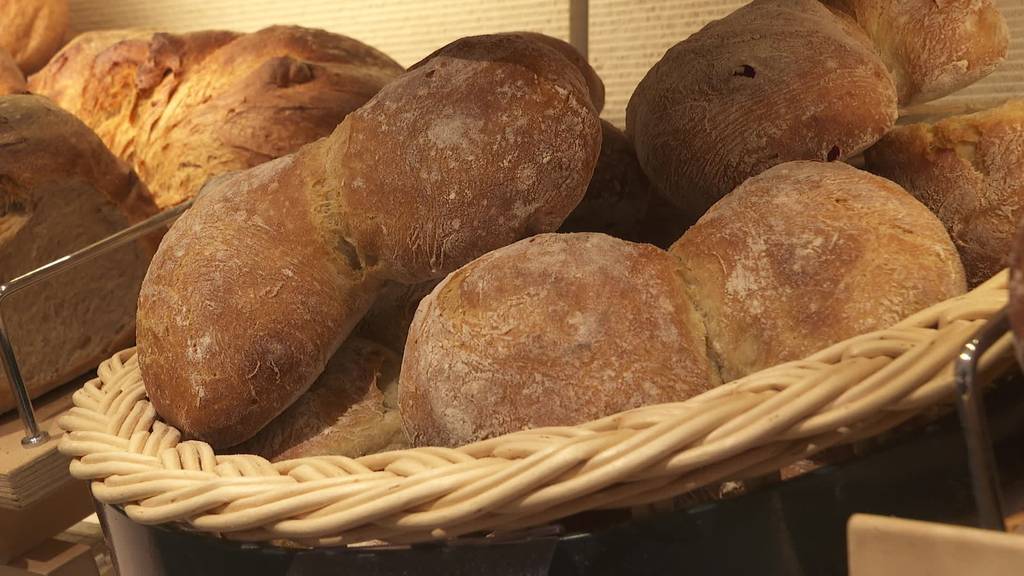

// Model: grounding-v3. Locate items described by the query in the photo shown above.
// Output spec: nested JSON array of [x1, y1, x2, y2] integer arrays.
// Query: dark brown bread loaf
[[29, 26, 404, 208], [0, 94, 157, 413], [670, 161, 966, 381], [235, 337, 406, 461], [137, 33, 602, 448], [400, 233, 717, 447], [626, 0, 897, 224], [865, 99, 1024, 287], [560, 120, 651, 239]]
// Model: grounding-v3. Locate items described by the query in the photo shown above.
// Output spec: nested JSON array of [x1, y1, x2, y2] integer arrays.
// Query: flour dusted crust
[[236, 337, 407, 461], [865, 99, 1024, 287], [671, 161, 967, 381], [626, 0, 897, 224], [400, 233, 717, 447], [29, 26, 404, 208], [828, 0, 1008, 105], [137, 33, 602, 447], [0, 49, 25, 94], [560, 120, 651, 239], [0, 95, 157, 413], [0, 0, 68, 74]]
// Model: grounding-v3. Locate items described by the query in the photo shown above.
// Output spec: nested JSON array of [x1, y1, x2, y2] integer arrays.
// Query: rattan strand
[[58, 270, 1013, 545]]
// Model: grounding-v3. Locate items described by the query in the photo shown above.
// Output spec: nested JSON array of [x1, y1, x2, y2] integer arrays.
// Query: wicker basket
[[58, 271, 1014, 547]]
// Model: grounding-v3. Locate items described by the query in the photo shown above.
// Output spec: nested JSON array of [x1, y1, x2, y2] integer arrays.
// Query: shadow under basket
[[59, 272, 1021, 575]]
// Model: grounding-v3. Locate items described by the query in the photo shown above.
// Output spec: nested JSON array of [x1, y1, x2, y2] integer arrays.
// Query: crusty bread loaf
[[29, 26, 404, 208], [514, 31, 604, 113], [0, 94, 157, 413], [626, 0, 897, 224], [400, 233, 717, 447], [559, 120, 650, 239], [0, 49, 25, 94], [864, 99, 1024, 288], [0, 0, 68, 74], [235, 337, 406, 461], [137, 33, 602, 448], [670, 161, 966, 381], [827, 0, 1008, 105]]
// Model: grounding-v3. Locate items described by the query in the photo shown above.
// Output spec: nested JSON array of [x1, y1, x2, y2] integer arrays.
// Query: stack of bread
[[1, 0, 1018, 477]]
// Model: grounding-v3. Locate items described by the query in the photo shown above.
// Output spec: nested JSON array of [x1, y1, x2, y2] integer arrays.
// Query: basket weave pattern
[[58, 272, 1012, 546]]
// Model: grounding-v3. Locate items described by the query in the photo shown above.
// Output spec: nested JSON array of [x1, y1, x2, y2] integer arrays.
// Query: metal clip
[[2, 200, 192, 447]]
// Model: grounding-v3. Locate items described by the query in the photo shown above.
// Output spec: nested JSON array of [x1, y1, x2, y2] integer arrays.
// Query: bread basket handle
[[955, 306, 1011, 531], [0, 199, 192, 448]]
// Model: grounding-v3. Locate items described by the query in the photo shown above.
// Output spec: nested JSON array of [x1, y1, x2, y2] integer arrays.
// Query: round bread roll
[[670, 161, 966, 381], [826, 0, 1008, 105], [865, 99, 1024, 287], [0, 49, 25, 94], [400, 232, 718, 447], [559, 120, 650, 239], [0, 0, 67, 74], [626, 0, 897, 224], [235, 337, 407, 461]]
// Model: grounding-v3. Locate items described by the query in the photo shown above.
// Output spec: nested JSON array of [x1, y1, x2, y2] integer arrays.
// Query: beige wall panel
[[67, 0, 570, 67], [65, 0, 1024, 125]]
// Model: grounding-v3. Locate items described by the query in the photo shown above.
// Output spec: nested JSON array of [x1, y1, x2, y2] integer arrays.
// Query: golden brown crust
[[0, 49, 26, 94], [400, 233, 718, 447], [235, 337, 407, 461], [829, 0, 1008, 105], [322, 33, 602, 283], [865, 99, 1024, 287], [137, 33, 602, 448], [670, 161, 966, 381], [626, 0, 897, 224], [29, 26, 404, 208], [0, 0, 68, 74], [0, 94, 157, 412], [560, 120, 650, 239]]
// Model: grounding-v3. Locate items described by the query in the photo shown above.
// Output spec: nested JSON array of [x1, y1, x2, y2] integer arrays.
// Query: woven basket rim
[[58, 271, 1014, 546]]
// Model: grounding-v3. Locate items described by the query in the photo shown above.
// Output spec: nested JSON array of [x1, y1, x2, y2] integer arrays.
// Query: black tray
[[96, 369, 1024, 576]]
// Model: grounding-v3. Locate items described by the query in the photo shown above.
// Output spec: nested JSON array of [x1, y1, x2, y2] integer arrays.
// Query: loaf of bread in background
[[137, 33, 602, 448], [352, 280, 440, 354], [626, 0, 897, 225], [559, 120, 650, 239], [0, 49, 25, 94], [865, 100, 1024, 288], [236, 337, 407, 461], [0, 95, 157, 413], [401, 233, 717, 447], [826, 0, 1008, 105], [29, 26, 404, 208], [0, 0, 67, 74], [670, 161, 966, 381]]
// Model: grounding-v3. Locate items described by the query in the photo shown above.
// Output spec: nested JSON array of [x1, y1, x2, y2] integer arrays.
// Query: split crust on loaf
[[0, 95, 157, 413], [671, 161, 966, 381], [137, 33, 602, 447], [865, 99, 1024, 287], [626, 0, 897, 224], [400, 232, 718, 447], [29, 26, 404, 208]]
